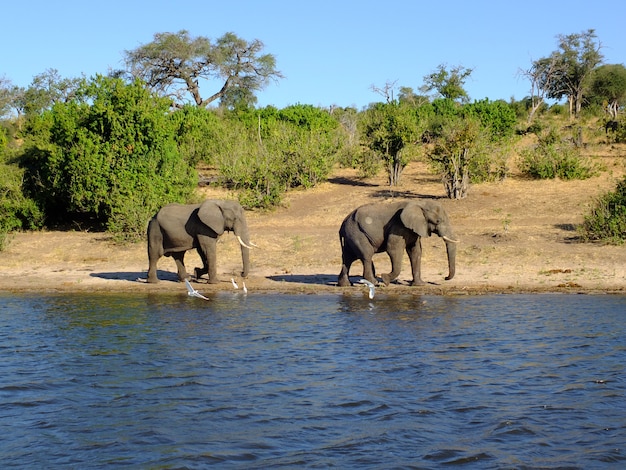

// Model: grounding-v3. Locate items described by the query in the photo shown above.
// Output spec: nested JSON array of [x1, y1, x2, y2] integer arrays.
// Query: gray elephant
[[337, 199, 458, 287], [147, 199, 254, 283]]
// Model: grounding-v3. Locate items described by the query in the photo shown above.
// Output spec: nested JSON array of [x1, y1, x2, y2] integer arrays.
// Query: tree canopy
[[19, 75, 196, 237], [539, 29, 603, 118], [420, 64, 473, 103], [588, 64, 626, 119], [123, 30, 283, 109]]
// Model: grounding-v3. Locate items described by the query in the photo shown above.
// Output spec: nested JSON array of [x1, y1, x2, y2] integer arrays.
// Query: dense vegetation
[[581, 176, 626, 243], [1, 28, 625, 245]]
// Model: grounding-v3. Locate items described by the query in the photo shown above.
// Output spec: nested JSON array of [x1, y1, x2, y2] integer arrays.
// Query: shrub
[[518, 128, 600, 180], [360, 102, 419, 186], [464, 98, 517, 140], [19, 76, 196, 238], [0, 158, 44, 250], [469, 141, 511, 183], [426, 117, 491, 199], [216, 118, 340, 209], [169, 105, 225, 167], [580, 176, 626, 244]]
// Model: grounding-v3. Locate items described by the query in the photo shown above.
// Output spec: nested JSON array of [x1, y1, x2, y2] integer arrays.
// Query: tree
[[426, 117, 486, 199], [398, 86, 429, 106], [420, 64, 473, 103], [370, 80, 398, 103], [520, 54, 565, 123], [124, 30, 283, 108], [588, 64, 626, 119], [360, 102, 419, 186], [20, 75, 196, 238], [543, 29, 603, 118], [0, 76, 16, 118], [19, 69, 80, 117]]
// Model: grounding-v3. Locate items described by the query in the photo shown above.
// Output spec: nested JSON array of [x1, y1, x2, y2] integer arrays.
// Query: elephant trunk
[[234, 219, 251, 278], [444, 237, 457, 281]]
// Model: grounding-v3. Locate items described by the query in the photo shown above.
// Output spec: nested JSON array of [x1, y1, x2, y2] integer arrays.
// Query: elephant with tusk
[[147, 199, 254, 283], [338, 199, 458, 287]]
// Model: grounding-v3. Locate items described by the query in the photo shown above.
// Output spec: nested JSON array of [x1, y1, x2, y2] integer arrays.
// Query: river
[[1, 292, 625, 468]]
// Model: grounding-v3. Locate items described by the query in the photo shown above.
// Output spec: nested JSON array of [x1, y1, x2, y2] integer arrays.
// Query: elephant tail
[[339, 220, 347, 248]]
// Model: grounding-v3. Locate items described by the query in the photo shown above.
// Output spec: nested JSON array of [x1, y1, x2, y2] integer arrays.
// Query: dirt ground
[[2, 144, 626, 296]]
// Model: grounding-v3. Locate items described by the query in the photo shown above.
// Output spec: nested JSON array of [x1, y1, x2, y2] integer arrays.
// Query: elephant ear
[[197, 201, 225, 235], [400, 202, 429, 237]]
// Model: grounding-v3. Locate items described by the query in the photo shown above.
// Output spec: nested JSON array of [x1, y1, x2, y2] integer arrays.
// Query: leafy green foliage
[[587, 64, 626, 118], [518, 127, 600, 180], [422, 98, 460, 139], [169, 105, 226, 167], [426, 117, 487, 199], [360, 102, 419, 186], [200, 104, 343, 209], [420, 64, 473, 103], [0, 153, 43, 250], [19, 76, 196, 239], [124, 30, 283, 108], [580, 176, 626, 244], [538, 29, 603, 118], [463, 99, 517, 140]]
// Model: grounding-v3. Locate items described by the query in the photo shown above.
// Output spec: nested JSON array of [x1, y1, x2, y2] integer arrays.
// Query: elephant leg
[[381, 253, 402, 286], [407, 238, 425, 286], [338, 249, 356, 286], [194, 248, 209, 280], [147, 248, 161, 284], [172, 252, 189, 282], [381, 234, 405, 286], [198, 235, 219, 284], [361, 256, 377, 286], [147, 219, 163, 283]]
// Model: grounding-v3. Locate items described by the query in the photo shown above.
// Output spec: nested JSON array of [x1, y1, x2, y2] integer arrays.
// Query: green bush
[[217, 121, 340, 208], [170, 105, 225, 167], [518, 128, 600, 180], [0, 158, 44, 250], [19, 76, 196, 238], [464, 98, 517, 141], [580, 176, 626, 243], [426, 117, 487, 199], [468, 141, 511, 183], [215, 110, 342, 209]]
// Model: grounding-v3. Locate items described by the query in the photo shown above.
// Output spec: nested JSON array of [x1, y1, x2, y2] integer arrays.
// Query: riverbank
[[1, 157, 625, 296]]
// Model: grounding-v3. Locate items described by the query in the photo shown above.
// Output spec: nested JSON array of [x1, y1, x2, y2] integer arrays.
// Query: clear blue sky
[[2, 0, 624, 109]]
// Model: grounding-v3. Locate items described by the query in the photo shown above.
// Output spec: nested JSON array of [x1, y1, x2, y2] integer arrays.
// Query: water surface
[[1, 293, 625, 468]]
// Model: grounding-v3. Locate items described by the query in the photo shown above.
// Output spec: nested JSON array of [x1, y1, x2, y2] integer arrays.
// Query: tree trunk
[[443, 148, 469, 199], [388, 153, 404, 186]]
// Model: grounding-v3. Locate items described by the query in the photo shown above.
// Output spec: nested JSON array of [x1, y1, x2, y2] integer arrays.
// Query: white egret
[[184, 279, 209, 301], [358, 279, 376, 299]]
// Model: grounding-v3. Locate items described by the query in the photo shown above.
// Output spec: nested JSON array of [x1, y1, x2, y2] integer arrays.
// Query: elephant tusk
[[443, 235, 460, 244], [237, 236, 255, 249]]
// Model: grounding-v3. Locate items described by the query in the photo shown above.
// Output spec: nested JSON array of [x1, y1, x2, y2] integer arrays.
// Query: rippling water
[[1, 292, 625, 468]]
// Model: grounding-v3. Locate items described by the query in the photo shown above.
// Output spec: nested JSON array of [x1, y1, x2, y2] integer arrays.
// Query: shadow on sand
[[91, 270, 179, 283], [267, 273, 339, 286]]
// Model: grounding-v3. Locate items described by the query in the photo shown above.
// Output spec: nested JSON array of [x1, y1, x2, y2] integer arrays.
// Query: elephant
[[337, 199, 458, 287], [605, 120, 619, 134], [147, 199, 254, 284]]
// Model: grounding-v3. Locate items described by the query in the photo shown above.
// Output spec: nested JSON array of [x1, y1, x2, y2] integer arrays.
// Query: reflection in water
[[0, 293, 625, 468]]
